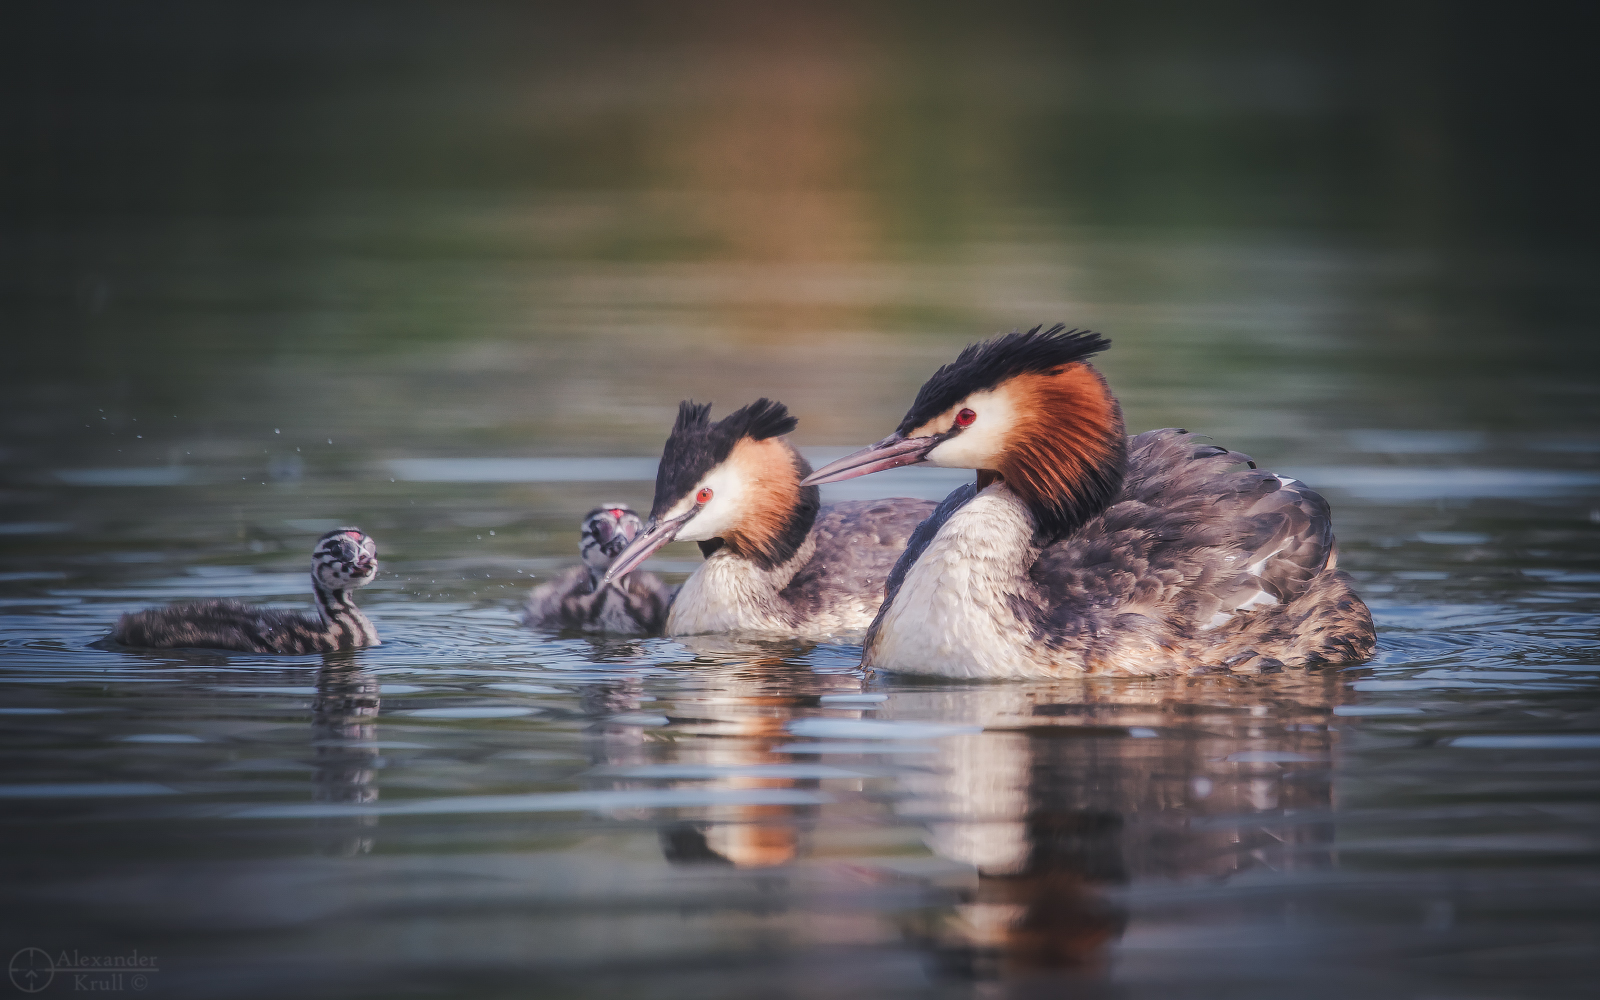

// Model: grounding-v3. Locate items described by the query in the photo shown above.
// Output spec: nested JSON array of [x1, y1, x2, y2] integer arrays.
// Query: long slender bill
[[600, 509, 695, 589], [800, 434, 938, 487]]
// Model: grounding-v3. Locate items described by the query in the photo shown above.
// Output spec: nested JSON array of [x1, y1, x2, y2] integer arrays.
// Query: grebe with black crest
[[804, 326, 1375, 678], [601, 399, 937, 638]]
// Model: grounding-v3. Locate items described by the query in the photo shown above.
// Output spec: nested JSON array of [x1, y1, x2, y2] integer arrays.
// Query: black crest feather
[[897, 325, 1111, 434], [652, 398, 802, 520], [715, 397, 798, 443], [673, 400, 713, 435]]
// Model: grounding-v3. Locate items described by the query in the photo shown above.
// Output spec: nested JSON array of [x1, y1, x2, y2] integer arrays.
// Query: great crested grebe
[[803, 326, 1376, 678], [108, 528, 381, 654], [524, 504, 672, 634], [601, 398, 937, 637]]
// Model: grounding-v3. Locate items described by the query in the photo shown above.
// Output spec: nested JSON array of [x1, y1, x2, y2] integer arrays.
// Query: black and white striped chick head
[[312, 528, 379, 592], [580, 504, 645, 577]]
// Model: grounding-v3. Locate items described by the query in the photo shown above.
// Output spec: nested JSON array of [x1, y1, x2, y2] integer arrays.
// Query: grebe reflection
[[311, 663, 381, 856], [577, 657, 1344, 983]]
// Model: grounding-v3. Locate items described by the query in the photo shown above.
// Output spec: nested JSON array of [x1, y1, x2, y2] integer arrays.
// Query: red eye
[[696, 487, 713, 504], [955, 408, 977, 427]]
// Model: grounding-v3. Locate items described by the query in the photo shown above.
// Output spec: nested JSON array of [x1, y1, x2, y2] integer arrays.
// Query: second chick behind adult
[[524, 505, 672, 634]]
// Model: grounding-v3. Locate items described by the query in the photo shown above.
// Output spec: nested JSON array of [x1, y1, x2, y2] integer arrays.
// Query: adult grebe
[[108, 528, 381, 653], [524, 504, 672, 634], [601, 398, 936, 637], [803, 326, 1375, 678]]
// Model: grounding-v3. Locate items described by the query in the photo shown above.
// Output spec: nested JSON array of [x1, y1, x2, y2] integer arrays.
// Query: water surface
[[3, 4, 1598, 997]]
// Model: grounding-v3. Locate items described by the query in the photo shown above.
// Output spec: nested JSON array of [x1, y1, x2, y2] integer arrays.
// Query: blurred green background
[[2, 0, 1596, 561]]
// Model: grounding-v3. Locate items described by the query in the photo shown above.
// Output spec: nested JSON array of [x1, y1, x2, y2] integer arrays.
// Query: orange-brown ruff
[[803, 326, 1376, 678], [721, 436, 805, 565], [993, 366, 1124, 529]]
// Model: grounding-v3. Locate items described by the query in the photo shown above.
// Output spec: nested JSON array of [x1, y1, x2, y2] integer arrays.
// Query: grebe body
[[108, 528, 380, 654], [805, 327, 1375, 678], [524, 505, 672, 634]]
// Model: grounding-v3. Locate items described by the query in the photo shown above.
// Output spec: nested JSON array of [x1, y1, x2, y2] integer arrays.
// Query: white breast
[[666, 540, 878, 638], [667, 552, 784, 634], [866, 486, 1067, 679]]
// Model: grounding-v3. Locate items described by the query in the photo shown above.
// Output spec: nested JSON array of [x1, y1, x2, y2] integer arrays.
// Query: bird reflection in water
[[576, 631, 683, 795], [582, 646, 1344, 985], [586, 636, 862, 869], [897, 672, 1343, 982], [311, 660, 381, 856], [918, 809, 1128, 980]]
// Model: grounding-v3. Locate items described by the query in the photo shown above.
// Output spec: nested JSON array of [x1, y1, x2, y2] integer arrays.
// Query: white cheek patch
[[924, 387, 1017, 470], [675, 465, 746, 543]]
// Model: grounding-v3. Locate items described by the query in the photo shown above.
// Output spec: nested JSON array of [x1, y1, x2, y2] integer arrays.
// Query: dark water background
[[3, 3, 1598, 997]]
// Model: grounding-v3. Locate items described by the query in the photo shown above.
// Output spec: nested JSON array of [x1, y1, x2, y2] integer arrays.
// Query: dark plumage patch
[[651, 398, 800, 520], [1021, 429, 1373, 665], [781, 498, 939, 621], [522, 565, 673, 635], [110, 599, 363, 654], [896, 325, 1112, 436]]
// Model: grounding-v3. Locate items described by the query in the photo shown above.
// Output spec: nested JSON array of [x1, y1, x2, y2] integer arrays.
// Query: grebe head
[[313, 528, 379, 591], [601, 398, 818, 587], [580, 504, 645, 576], [804, 325, 1127, 537]]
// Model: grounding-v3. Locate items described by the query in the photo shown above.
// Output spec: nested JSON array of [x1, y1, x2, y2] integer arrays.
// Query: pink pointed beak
[[599, 508, 696, 588], [800, 433, 939, 486]]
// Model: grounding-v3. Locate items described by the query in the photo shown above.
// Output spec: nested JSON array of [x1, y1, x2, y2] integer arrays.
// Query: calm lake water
[[3, 4, 1598, 997]]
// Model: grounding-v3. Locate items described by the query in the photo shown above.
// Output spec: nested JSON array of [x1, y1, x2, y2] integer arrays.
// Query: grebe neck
[[313, 576, 378, 647]]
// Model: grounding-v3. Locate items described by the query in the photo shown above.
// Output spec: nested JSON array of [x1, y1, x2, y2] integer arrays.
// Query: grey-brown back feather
[[1027, 429, 1337, 642], [524, 565, 673, 635], [110, 597, 371, 654], [781, 498, 939, 617]]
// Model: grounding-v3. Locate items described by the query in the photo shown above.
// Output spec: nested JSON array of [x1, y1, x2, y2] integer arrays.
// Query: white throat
[[865, 484, 1046, 678], [666, 535, 816, 635]]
